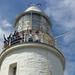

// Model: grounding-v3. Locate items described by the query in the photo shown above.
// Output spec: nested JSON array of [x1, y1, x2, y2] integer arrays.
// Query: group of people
[[4, 30, 41, 48]]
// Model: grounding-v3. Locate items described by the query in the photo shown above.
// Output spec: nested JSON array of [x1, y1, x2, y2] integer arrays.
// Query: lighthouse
[[0, 5, 65, 75]]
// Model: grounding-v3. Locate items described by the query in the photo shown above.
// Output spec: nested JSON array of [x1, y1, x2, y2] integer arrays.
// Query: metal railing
[[3, 30, 42, 49], [3, 30, 55, 50]]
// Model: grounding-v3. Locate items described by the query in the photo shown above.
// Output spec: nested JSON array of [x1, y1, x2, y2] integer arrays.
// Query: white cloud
[[44, 0, 75, 44], [0, 19, 12, 38], [45, 0, 75, 30], [63, 0, 75, 11], [0, 18, 12, 52], [63, 30, 75, 44], [44, 0, 75, 75], [1, 19, 11, 28], [64, 61, 75, 75], [0, 27, 10, 40], [0, 41, 3, 53]]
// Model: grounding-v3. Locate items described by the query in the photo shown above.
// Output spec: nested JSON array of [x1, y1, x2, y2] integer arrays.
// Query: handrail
[[3, 30, 54, 50]]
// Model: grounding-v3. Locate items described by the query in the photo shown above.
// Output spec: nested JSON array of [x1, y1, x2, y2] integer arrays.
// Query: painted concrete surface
[[0, 44, 63, 75]]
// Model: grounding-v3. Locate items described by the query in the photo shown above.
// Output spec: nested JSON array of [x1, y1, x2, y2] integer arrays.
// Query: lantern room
[[14, 5, 51, 34]]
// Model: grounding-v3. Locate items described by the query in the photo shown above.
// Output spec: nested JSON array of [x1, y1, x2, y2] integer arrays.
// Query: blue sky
[[0, 0, 75, 75]]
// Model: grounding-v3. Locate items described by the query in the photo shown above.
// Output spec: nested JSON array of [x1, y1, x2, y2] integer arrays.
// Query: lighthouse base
[[0, 43, 64, 75]]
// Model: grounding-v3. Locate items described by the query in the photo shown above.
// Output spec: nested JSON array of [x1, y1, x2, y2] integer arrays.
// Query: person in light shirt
[[34, 31, 40, 43], [28, 30, 33, 42]]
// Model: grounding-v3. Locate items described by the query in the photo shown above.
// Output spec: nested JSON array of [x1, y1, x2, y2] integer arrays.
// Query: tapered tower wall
[[0, 43, 64, 75]]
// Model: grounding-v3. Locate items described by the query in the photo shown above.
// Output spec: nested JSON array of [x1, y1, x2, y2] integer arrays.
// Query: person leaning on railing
[[11, 31, 21, 45], [34, 31, 40, 43], [28, 30, 33, 42], [4, 34, 8, 48]]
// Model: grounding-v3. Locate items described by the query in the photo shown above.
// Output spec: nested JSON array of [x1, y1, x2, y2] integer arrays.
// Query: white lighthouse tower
[[0, 5, 65, 75]]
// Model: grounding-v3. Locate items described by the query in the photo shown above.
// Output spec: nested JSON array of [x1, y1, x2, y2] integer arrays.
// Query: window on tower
[[41, 17, 50, 34], [8, 63, 17, 75], [22, 13, 31, 30], [32, 13, 41, 30], [15, 13, 32, 31]]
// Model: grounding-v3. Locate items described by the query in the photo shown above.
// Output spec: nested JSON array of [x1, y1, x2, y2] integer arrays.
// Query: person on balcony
[[11, 31, 20, 45], [28, 30, 33, 42], [7, 33, 12, 46], [21, 31, 24, 42], [15, 31, 21, 44], [23, 31, 27, 42], [4, 35, 8, 48], [34, 31, 40, 43]]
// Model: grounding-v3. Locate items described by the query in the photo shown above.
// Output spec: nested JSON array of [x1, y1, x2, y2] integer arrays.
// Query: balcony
[[3, 30, 55, 50]]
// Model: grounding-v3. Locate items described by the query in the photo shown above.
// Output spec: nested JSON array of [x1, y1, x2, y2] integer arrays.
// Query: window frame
[[8, 63, 17, 75]]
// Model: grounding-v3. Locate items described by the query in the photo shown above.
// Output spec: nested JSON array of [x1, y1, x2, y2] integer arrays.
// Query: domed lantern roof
[[24, 5, 50, 21], [25, 5, 42, 13], [14, 5, 51, 29]]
